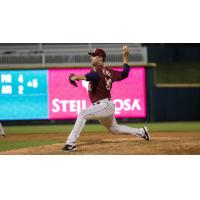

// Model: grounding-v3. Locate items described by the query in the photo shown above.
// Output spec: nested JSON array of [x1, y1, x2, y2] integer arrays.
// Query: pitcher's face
[[91, 56, 103, 66]]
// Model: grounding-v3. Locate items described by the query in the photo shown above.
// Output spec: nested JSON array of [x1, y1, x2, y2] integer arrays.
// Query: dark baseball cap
[[88, 48, 106, 60]]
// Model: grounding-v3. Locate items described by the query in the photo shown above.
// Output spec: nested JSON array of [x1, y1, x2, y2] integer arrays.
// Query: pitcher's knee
[[78, 110, 86, 119], [78, 109, 90, 120], [109, 126, 121, 134]]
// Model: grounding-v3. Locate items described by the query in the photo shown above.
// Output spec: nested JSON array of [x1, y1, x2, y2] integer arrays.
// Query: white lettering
[[69, 100, 76, 112], [52, 99, 60, 112], [32, 79, 38, 88], [18, 74, 24, 83], [113, 99, 124, 114], [27, 79, 38, 88], [124, 99, 131, 111], [113, 98, 142, 114], [18, 85, 24, 95], [52, 98, 142, 115], [77, 100, 81, 113], [131, 99, 141, 110], [1, 74, 12, 83], [52, 98, 87, 114], [60, 100, 69, 112], [1, 85, 12, 94]]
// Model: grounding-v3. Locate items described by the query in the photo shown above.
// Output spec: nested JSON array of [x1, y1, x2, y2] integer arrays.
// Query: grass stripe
[[3, 122, 200, 135], [0, 140, 56, 152]]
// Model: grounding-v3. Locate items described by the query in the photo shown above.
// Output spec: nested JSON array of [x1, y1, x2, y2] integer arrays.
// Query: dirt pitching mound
[[1, 132, 200, 155]]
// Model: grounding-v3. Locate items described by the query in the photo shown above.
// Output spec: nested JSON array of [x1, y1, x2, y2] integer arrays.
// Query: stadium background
[[0, 43, 200, 154]]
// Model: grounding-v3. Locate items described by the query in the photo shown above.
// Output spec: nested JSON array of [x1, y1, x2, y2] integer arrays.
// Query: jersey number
[[105, 77, 112, 91], [103, 69, 112, 91]]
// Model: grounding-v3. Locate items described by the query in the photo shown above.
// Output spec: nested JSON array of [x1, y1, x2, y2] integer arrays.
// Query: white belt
[[93, 98, 111, 105]]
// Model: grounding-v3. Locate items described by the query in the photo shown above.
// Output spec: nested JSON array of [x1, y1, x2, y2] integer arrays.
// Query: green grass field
[[3, 122, 200, 134], [1, 122, 200, 152]]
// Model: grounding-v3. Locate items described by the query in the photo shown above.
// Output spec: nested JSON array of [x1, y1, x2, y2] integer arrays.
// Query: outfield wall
[[0, 64, 199, 123], [154, 86, 200, 121], [145, 63, 200, 122], [0, 66, 148, 121]]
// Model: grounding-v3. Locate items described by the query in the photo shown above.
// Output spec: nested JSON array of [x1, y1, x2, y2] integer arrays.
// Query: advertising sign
[[0, 67, 146, 120], [48, 67, 146, 119], [0, 70, 48, 120]]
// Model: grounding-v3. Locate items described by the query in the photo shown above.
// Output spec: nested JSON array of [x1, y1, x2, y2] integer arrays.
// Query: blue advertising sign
[[0, 70, 48, 120]]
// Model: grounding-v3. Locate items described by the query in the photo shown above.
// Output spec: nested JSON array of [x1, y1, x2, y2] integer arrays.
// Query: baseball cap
[[88, 48, 106, 61]]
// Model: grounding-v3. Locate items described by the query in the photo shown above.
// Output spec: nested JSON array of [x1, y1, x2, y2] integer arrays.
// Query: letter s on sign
[[124, 99, 131, 111], [52, 99, 60, 112]]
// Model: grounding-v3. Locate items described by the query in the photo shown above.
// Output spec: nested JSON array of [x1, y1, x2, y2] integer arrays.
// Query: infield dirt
[[1, 132, 200, 155]]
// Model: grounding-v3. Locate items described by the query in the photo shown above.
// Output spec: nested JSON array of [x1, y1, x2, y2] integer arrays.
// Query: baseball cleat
[[62, 144, 77, 152], [143, 127, 150, 141]]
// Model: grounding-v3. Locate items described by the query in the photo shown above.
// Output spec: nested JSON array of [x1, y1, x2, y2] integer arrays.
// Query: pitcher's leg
[[100, 117, 145, 137], [66, 114, 87, 145], [66, 101, 114, 146]]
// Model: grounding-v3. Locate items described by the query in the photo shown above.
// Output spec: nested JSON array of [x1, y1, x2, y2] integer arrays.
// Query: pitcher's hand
[[122, 45, 129, 64]]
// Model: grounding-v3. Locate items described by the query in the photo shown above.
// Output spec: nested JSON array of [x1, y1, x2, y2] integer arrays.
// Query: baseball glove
[[69, 73, 78, 87]]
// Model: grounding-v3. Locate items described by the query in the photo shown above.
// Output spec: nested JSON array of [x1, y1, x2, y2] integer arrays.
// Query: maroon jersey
[[85, 65, 130, 103]]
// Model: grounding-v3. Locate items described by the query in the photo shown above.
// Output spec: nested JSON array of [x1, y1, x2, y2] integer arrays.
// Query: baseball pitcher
[[62, 45, 150, 152]]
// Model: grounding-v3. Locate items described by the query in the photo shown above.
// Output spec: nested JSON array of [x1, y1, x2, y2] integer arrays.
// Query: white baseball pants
[[66, 98, 145, 145]]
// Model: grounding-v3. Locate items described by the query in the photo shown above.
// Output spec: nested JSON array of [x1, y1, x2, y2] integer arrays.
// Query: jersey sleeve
[[85, 72, 99, 82], [111, 64, 130, 82], [110, 69, 123, 82]]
